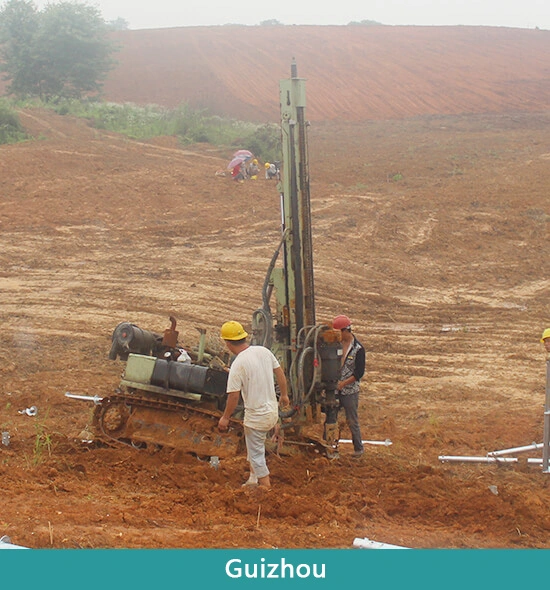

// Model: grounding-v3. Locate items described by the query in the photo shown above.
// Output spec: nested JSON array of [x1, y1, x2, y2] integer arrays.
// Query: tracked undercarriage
[[88, 388, 333, 458], [92, 390, 245, 457]]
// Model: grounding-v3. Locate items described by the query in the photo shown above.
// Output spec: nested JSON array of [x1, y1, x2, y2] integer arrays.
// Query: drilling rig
[[250, 59, 343, 453], [68, 61, 344, 458]]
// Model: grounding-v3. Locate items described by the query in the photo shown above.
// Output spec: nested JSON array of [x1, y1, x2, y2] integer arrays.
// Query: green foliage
[[0, 98, 29, 143], [46, 98, 282, 161], [33, 424, 53, 465], [0, 0, 117, 100], [25, 416, 54, 467], [347, 19, 384, 26], [106, 17, 129, 30], [0, 0, 39, 96], [259, 19, 283, 26], [240, 122, 281, 163]]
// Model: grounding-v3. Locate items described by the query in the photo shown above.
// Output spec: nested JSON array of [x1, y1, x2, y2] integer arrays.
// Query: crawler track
[[92, 391, 245, 457]]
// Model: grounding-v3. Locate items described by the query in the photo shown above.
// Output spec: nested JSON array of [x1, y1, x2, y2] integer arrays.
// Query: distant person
[[231, 162, 245, 182], [324, 314, 366, 458], [218, 321, 290, 489], [247, 158, 260, 179], [264, 161, 278, 180], [541, 328, 550, 354]]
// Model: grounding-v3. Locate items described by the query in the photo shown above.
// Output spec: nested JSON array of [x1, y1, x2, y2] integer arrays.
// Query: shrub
[[45, 98, 282, 161], [0, 99, 28, 144]]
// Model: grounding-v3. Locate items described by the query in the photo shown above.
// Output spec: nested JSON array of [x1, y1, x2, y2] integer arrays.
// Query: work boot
[[352, 450, 364, 458], [242, 473, 258, 487]]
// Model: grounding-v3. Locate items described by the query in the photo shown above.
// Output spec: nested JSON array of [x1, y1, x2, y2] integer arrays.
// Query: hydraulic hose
[[262, 228, 289, 310], [252, 228, 290, 348], [252, 307, 272, 348], [286, 323, 327, 422]]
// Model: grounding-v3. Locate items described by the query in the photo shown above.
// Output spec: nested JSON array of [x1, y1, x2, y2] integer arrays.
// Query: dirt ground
[[1, 101, 550, 549], [101, 26, 550, 122]]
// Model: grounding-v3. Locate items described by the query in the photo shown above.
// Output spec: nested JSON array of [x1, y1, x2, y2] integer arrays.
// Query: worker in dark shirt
[[326, 314, 366, 458]]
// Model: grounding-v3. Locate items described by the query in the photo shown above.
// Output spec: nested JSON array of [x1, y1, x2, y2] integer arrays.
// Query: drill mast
[[252, 61, 342, 448]]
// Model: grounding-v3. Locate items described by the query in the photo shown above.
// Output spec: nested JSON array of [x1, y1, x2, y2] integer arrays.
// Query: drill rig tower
[[252, 60, 343, 451]]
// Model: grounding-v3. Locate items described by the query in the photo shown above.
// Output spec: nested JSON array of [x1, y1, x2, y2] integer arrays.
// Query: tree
[[107, 17, 129, 31], [0, 0, 117, 100], [0, 0, 40, 97], [347, 19, 384, 26]]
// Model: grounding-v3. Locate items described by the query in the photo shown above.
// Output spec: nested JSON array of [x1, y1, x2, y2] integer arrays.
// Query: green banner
[[2, 548, 550, 589]]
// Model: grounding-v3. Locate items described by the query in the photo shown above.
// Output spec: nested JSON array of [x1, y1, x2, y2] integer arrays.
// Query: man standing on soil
[[325, 314, 366, 458], [217, 320, 290, 489], [541, 328, 550, 354]]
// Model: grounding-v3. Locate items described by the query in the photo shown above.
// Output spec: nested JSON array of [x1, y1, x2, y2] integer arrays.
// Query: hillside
[[1, 105, 550, 549], [2, 24, 550, 551], [99, 25, 550, 121]]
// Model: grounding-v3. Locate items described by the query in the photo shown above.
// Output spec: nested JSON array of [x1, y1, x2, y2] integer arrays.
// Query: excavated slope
[[102, 25, 550, 121]]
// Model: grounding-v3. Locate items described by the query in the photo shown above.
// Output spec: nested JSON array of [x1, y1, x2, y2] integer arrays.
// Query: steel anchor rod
[[487, 442, 544, 457], [439, 455, 518, 463], [64, 392, 104, 404]]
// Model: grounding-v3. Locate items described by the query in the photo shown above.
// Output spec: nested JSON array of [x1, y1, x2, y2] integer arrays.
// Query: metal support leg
[[543, 360, 550, 473]]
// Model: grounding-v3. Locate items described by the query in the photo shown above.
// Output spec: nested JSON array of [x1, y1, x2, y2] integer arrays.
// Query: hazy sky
[[31, 0, 549, 30]]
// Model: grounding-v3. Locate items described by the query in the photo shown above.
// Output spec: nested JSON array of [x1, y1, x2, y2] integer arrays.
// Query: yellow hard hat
[[264, 162, 270, 168], [221, 321, 248, 341], [541, 328, 550, 342]]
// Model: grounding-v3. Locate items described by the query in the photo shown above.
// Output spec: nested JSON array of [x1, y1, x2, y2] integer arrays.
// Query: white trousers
[[244, 426, 269, 479]]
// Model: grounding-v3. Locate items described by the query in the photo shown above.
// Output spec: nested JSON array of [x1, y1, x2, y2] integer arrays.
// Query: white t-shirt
[[226, 345, 280, 430]]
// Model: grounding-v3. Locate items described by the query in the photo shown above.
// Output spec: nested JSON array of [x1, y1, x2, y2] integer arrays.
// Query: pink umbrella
[[233, 149, 253, 159], [227, 154, 250, 170]]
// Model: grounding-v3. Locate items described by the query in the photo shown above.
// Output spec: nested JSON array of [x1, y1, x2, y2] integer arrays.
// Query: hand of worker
[[279, 392, 290, 407], [218, 416, 229, 432], [271, 423, 281, 441]]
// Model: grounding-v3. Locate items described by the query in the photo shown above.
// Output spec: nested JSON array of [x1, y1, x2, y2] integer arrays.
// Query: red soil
[[1, 26, 550, 550]]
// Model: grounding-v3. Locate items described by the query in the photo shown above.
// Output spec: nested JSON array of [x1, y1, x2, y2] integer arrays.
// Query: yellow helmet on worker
[[541, 328, 550, 343], [264, 162, 271, 168], [220, 321, 248, 341]]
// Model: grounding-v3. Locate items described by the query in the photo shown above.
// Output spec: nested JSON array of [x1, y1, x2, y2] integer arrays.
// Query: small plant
[[23, 412, 55, 467], [32, 421, 53, 465], [387, 172, 403, 182], [428, 414, 440, 429]]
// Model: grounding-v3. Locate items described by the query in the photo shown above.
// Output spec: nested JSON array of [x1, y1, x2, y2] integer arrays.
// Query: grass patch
[[31, 419, 54, 466], [0, 99, 30, 144], [35, 98, 282, 161], [22, 411, 55, 467]]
